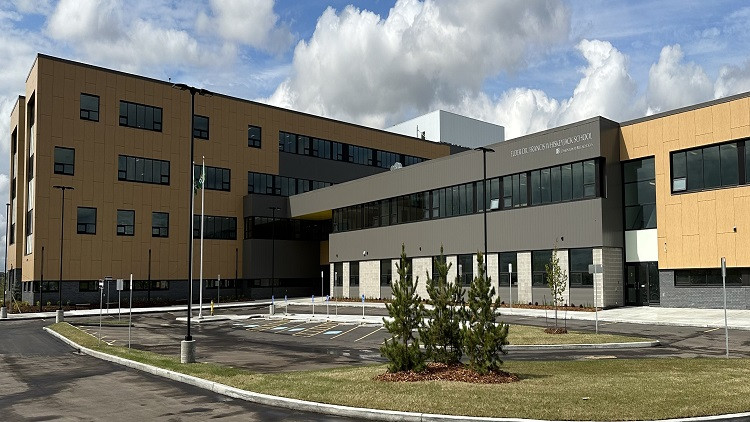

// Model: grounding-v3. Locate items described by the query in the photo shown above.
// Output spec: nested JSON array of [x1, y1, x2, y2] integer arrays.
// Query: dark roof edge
[[34, 53, 451, 150], [12, 95, 25, 116], [621, 90, 750, 126]]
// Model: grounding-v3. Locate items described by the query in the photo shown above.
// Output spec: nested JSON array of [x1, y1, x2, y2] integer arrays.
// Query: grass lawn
[[49, 322, 748, 421], [507, 324, 649, 345]]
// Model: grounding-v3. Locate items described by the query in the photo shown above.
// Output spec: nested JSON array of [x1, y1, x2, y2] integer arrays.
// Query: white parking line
[[704, 327, 721, 333], [354, 327, 382, 342], [330, 325, 360, 339]]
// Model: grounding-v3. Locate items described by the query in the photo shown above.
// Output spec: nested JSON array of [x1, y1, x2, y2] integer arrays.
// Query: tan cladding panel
[[24, 55, 450, 281], [8, 94, 25, 273], [620, 97, 750, 269]]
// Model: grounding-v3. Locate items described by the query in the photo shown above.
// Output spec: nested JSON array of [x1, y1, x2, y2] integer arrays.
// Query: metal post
[[128, 273, 133, 348], [106, 278, 110, 315], [722, 257, 729, 358], [595, 271, 599, 334], [4, 202, 9, 314], [321, 270, 324, 297], [40, 246, 44, 312], [147, 248, 151, 304], [474, 147, 494, 268], [218, 274, 220, 305], [53, 186, 74, 312], [312, 295, 315, 317], [98, 279, 103, 346], [269, 206, 279, 299], [508, 263, 512, 310]]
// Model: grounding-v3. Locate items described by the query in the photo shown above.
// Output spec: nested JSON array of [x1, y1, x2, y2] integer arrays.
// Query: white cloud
[[645, 45, 712, 114], [196, 0, 293, 54], [12, 0, 53, 15], [714, 61, 750, 99], [267, 0, 570, 127]]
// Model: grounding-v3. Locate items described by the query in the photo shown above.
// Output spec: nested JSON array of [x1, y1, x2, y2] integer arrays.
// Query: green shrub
[[420, 246, 463, 365]]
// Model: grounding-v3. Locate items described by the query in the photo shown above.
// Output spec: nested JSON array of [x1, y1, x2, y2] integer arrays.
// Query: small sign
[[312, 295, 314, 303], [98, 280, 104, 290], [116, 279, 124, 291], [721, 257, 726, 277], [508, 263, 512, 273], [361, 294, 365, 303], [588, 264, 603, 274]]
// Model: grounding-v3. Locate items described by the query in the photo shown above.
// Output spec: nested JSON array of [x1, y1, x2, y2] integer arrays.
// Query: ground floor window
[[457, 254, 473, 286], [569, 248, 594, 287], [333, 262, 343, 286], [349, 262, 359, 286], [380, 260, 392, 286], [532, 250, 552, 286]]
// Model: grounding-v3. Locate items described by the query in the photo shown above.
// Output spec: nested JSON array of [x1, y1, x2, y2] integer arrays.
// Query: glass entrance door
[[625, 262, 659, 306]]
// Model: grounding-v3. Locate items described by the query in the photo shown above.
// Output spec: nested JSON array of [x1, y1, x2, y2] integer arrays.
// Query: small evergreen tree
[[420, 246, 464, 365], [381, 244, 426, 373], [463, 252, 509, 375], [546, 242, 567, 330]]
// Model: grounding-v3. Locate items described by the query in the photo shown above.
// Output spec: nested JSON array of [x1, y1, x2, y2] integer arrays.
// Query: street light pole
[[53, 185, 73, 322], [2, 202, 8, 318], [173, 83, 211, 364], [474, 147, 495, 266], [269, 206, 280, 299]]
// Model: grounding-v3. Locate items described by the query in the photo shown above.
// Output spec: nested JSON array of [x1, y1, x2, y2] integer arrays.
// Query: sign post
[[588, 264, 603, 334], [326, 295, 330, 318], [721, 257, 729, 358], [217, 274, 221, 305], [284, 295, 288, 315], [116, 278, 124, 320], [312, 295, 315, 317], [362, 294, 365, 320], [508, 263, 513, 310], [98, 279, 104, 346], [128, 274, 133, 349], [321, 270, 324, 298]]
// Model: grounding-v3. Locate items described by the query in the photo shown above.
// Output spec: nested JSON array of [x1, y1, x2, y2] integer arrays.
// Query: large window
[[54, 147, 75, 175], [192, 215, 236, 240], [333, 262, 343, 287], [248, 125, 261, 148], [623, 157, 656, 230], [458, 254, 473, 287], [77, 207, 96, 235], [350, 262, 360, 287], [569, 248, 593, 287], [531, 159, 598, 205], [118, 155, 170, 185], [532, 250, 552, 286], [499, 252, 517, 286], [195, 165, 230, 191], [243, 217, 330, 241], [278, 130, 425, 167], [80, 93, 99, 121], [152, 212, 169, 238], [248, 171, 332, 196], [116, 210, 135, 236], [674, 268, 748, 286], [193, 115, 209, 139], [672, 141, 742, 193], [119, 100, 162, 131], [380, 260, 392, 287]]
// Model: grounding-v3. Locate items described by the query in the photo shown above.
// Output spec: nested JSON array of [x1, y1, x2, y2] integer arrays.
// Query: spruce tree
[[420, 246, 464, 365], [380, 244, 426, 373], [462, 252, 509, 375]]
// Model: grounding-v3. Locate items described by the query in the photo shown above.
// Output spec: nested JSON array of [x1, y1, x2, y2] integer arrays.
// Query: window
[[195, 165, 230, 191], [79, 281, 98, 292], [117, 210, 135, 236], [193, 215, 236, 240], [193, 115, 209, 139], [248, 171, 331, 196], [569, 248, 593, 287], [54, 147, 75, 175], [80, 93, 99, 121], [77, 207, 96, 234], [380, 259, 392, 287], [152, 212, 169, 238], [350, 262, 360, 286], [458, 254, 473, 286], [279, 132, 297, 153], [119, 100, 162, 131], [532, 250, 552, 286], [672, 141, 741, 193], [118, 155, 170, 185], [499, 252, 517, 286], [333, 262, 343, 287], [623, 157, 656, 230], [248, 125, 261, 148], [674, 268, 747, 286]]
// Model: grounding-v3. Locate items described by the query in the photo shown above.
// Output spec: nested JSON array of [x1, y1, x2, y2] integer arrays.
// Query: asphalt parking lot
[[69, 303, 750, 373]]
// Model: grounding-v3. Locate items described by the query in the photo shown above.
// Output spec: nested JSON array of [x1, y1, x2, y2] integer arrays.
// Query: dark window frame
[[54, 146, 75, 175], [77, 207, 97, 235], [248, 125, 261, 148], [152, 212, 169, 238], [671, 139, 745, 194], [118, 155, 170, 185], [116, 209, 135, 236], [193, 114, 209, 139], [80, 93, 99, 122], [119, 100, 162, 131]]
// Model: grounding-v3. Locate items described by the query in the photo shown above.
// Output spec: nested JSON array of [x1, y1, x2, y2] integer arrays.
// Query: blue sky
[[1, 0, 750, 267]]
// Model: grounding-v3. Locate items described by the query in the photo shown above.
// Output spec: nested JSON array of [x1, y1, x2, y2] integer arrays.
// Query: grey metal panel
[[599, 119, 625, 249], [531, 287, 550, 305], [243, 194, 289, 218], [242, 239, 320, 279], [279, 152, 384, 184], [569, 288, 594, 307], [438, 110, 505, 148], [380, 286, 392, 299], [349, 286, 359, 299]]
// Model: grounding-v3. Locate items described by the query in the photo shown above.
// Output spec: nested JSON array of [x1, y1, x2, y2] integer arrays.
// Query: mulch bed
[[544, 327, 569, 334], [375, 362, 520, 384]]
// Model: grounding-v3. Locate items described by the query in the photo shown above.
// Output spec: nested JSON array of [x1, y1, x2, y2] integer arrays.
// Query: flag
[[194, 164, 205, 194]]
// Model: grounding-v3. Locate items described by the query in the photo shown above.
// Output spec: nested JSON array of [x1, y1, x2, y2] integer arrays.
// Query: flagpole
[[199, 157, 205, 319]]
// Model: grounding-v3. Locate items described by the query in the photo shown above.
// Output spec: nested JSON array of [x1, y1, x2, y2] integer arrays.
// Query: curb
[[505, 340, 660, 351], [44, 326, 750, 422]]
